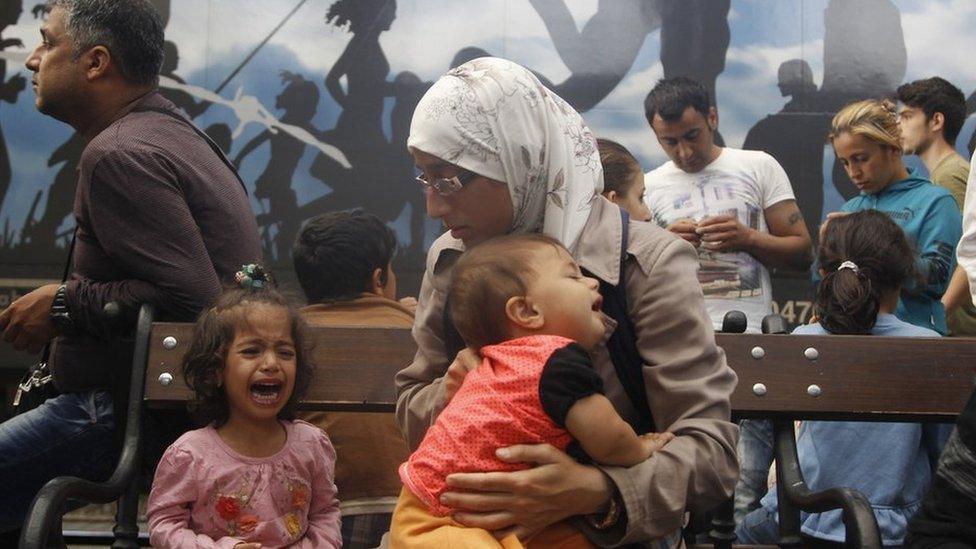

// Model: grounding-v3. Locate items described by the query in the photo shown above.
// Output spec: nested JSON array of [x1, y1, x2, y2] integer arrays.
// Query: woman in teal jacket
[[827, 99, 961, 334]]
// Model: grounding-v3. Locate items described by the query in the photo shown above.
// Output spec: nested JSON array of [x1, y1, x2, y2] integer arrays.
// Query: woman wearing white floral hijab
[[396, 57, 737, 546]]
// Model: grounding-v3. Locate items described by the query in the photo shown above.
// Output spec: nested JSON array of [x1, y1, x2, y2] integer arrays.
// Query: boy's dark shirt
[[52, 92, 261, 391]]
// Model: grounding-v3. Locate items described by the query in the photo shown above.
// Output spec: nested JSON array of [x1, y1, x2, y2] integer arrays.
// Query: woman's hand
[[442, 348, 480, 405], [441, 444, 614, 541]]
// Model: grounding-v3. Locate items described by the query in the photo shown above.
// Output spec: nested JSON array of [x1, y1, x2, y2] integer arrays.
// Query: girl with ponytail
[[736, 211, 944, 547], [816, 210, 916, 334]]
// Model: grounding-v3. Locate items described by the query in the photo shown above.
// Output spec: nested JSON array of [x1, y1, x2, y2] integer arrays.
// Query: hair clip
[[837, 260, 859, 273], [235, 264, 273, 289]]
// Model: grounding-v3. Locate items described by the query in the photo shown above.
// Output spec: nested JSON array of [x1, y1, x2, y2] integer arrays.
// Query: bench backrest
[[144, 323, 976, 420], [145, 322, 417, 412], [718, 333, 976, 422]]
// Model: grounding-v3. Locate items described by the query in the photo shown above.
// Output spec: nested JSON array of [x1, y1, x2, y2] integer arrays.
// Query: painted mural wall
[[1, 0, 975, 330]]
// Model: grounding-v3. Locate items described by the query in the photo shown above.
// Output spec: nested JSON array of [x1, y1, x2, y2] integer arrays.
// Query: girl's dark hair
[[597, 138, 643, 197], [815, 210, 916, 335], [181, 267, 313, 427]]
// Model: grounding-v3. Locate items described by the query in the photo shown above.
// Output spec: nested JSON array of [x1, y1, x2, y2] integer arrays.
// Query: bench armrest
[[20, 303, 155, 549], [772, 420, 883, 549]]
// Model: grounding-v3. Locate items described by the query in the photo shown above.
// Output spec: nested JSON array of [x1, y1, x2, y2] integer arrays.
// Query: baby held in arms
[[390, 234, 673, 548]]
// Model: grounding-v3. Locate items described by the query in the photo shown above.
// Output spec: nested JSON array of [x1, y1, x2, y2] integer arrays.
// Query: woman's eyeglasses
[[415, 169, 478, 197]]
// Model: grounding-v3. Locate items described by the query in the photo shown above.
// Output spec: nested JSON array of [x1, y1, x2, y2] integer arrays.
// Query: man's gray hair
[[46, 0, 164, 86]]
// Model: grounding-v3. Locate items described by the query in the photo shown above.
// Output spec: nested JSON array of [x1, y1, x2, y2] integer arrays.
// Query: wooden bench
[[705, 332, 976, 549], [20, 304, 976, 548], [20, 304, 417, 548]]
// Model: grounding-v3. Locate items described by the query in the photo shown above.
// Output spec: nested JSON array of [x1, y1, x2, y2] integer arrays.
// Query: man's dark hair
[[644, 76, 710, 126], [292, 210, 398, 303], [47, 0, 164, 86], [896, 77, 967, 145]]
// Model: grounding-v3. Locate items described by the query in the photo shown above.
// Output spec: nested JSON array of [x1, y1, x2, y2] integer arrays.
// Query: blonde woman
[[825, 99, 961, 335]]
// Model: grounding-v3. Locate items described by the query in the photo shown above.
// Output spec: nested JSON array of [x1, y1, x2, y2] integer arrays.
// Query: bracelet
[[586, 491, 622, 530], [50, 283, 74, 333]]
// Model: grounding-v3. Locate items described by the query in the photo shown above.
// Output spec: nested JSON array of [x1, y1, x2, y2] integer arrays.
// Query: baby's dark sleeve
[[538, 342, 605, 427]]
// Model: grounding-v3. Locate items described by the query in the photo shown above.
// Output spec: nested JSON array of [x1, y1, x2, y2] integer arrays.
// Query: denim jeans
[[734, 419, 775, 524], [734, 505, 780, 545], [0, 390, 117, 532]]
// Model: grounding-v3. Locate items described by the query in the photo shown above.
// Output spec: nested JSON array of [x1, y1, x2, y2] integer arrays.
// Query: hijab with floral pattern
[[407, 57, 604, 250]]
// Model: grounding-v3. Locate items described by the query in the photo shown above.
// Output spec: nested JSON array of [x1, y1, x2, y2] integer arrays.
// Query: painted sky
[[1, 0, 975, 253]]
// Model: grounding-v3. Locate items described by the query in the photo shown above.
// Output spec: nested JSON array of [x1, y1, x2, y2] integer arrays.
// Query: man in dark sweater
[[0, 0, 260, 533]]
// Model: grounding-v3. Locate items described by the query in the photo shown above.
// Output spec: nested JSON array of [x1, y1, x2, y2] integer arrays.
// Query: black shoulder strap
[[586, 208, 655, 434], [131, 105, 247, 193], [442, 291, 466, 365]]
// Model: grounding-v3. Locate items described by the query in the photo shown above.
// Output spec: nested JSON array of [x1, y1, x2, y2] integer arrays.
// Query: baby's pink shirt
[[147, 420, 341, 549], [400, 335, 582, 516]]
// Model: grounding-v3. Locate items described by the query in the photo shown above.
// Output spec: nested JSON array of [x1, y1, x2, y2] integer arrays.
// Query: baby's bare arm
[[564, 394, 673, 467]]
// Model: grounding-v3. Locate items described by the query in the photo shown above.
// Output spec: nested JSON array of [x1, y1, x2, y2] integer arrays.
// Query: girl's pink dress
[[147, 420, 341, 548]]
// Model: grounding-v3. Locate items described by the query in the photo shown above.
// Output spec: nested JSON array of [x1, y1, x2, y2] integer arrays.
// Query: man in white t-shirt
[[643, 77, 813, 332]]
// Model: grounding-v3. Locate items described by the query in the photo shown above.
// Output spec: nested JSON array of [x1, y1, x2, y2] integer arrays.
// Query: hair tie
[[235, 264, 273, 289], [837, 260, 859, 273]]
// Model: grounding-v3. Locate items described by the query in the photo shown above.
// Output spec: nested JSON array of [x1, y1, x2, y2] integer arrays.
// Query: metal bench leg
[[773, 419, 802, 548], [111, 475, 141, 548], [708, 497, 735, 549], [47, 515, 66, 549]]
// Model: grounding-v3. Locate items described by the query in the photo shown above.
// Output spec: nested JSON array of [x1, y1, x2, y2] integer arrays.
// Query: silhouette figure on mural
[[529, 0, 730, 143], [747, 0, 907, 237], [235, 71, 320, 259], [0, 0, 26, 215], [659, 0, 730, 145], [744, 60, 831, 243], [962, 91, 976, 157], [817, 0, 906, 202], [19, 133, 84, 254], [204, 122, 233, 155], [160, 41, 208, 118], [529, 0, 661, 112], [299, 0, 431, 262], [316, 0, 394, 167]]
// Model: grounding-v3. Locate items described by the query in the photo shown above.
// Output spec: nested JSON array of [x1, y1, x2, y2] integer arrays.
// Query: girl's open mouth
[[249, 380, 283, 406]]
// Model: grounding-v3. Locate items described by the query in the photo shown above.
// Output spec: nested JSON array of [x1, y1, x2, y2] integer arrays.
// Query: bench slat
[[144, 324, 976, 421], [144, 323, 417, 411], [720, 333, 976, 421]]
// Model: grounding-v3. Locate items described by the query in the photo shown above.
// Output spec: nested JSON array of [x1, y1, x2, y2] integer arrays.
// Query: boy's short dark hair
[[292, 210, 398, 303], [896, 77, 967, 145], [644, 76, 711, 126], [448, 233, 564, 350]]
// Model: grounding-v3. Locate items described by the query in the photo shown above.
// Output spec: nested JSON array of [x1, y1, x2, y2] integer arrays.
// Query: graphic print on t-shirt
[[652, 171, 763, 300]]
